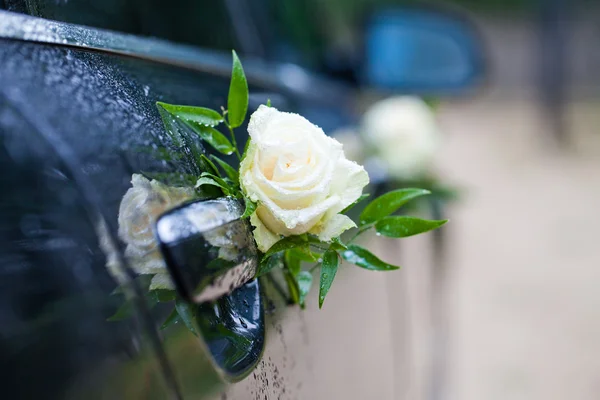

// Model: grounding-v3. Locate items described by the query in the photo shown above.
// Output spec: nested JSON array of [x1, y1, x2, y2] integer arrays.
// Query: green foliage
[[296, 271, 313, 308], [147, 47, 450, 315], [262, 235, 308, 259], [175, 298, 198, 336], [284, 249, 302, 276], [210, 155, 239, 182], [256, 252, 284, 277], [156, 102, 223, 127], [195, 176, 229, 194], [192, 125, 235, 155], [200, 154, 220, 177], [340, 193, 370, 214], [375, 216, 448, 238], [227, 50, 249, 128], [319, 250, 339, 308], [106, 300, 136, 322], [241, 197, 257, 219], [160, 308, 181, 330], [341, 245, 400, 271], [360, 188, 430, 225], [200, 172, 233, 193], [284, 269, 301, 305]]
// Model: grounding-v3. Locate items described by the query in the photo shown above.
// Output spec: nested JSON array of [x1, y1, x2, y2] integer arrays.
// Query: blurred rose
[[240, 105, 369, 252], [99, 175, 251, 290], [362, 96, 440, 180], [116, 174, 194, 289]]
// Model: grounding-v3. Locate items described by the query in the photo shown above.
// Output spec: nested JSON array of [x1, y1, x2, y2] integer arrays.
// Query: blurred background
[[3, 0, 600, 399]]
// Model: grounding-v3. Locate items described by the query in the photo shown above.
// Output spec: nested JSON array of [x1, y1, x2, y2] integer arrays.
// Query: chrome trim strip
[[0, 10, 352, 104]]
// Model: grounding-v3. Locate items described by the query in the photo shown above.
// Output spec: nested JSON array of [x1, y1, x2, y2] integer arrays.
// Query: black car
[[0, 2, 482, 398]]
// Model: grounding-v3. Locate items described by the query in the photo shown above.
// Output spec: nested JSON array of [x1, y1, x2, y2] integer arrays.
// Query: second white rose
[[362, 96, 440, 180], [240, 105, 369, 252]]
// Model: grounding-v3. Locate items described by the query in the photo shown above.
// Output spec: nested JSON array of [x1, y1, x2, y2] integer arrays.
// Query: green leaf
[[107, 300, 135, 322], [190, 124, 235, 155], [210, 155, 239, 182], [341, 245, 400, 271], [156, 102, 223, 127], [200, 154, 220, 177], [149, 289, 177, 303], [160, 308, 181, 330], [256, 253, 284, 277], [360, 188, 431, 225], [227, 50, 249, 128], [375, 216, 448, 238], [423, 97, 440, 111], [175, 299, 198, 336], [195, 176, 228, 194], [263, 235, 306, 258], [296, 271, 313, 307], [107, 284, 162, 321], [156, 105, 207, 175], [340, 194, 370, 214], [266, 98, 272, 107], [241, 197, 257, 219], [290, 247, 319, 263], [200, 172, 233, 193], [329, 237, 348, 252], [284, 270, 300, 305], [284, 249, 302, 276], [319, 250, 339, 308]]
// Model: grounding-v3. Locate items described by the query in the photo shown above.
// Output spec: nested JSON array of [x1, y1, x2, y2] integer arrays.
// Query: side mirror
[[363, 6, 485, 93]]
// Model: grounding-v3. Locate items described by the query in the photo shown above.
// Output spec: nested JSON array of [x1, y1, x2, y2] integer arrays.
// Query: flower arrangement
[[104, 51, 447, 330], [334, 96, 457, 207]]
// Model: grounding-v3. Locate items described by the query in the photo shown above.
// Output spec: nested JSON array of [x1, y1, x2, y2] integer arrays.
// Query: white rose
[[240, 105, 369, 252], [117, 174, 195, 289], [362, 96, 440, 180]]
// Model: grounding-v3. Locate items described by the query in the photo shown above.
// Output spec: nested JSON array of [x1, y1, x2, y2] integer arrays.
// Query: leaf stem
[[349, 224, 373, 244], [224, 117, 242, 160]]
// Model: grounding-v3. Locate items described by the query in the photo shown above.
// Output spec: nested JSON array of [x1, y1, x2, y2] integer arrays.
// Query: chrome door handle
[[156, 197, 258, 304]]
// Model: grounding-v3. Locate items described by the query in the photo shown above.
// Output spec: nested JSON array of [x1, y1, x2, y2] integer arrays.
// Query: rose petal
[[125, 247, 166, 274], [256, 193, 340, 236], [311, 214, 356, 242], [249, 212, 281, 252], [327, 157, 370, 215]]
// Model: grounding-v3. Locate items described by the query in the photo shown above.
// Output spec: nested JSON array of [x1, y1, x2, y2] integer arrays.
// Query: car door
[[0, 8, 402, 399]]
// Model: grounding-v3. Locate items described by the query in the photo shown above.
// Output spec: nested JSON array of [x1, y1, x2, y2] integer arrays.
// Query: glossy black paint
[[0, 26, 280, 397], [197, 279, 265, 380]]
